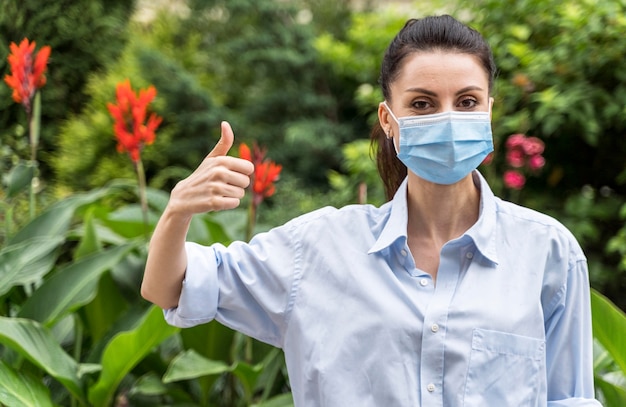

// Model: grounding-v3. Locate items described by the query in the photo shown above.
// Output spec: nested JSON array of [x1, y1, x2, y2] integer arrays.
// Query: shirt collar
[[368, 178, 410, 254], [368, 171, 499, 265], [467, 171, 499, 265]]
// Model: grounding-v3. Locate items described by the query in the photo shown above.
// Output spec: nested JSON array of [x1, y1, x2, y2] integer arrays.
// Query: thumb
[[208, 121, 234, 157]]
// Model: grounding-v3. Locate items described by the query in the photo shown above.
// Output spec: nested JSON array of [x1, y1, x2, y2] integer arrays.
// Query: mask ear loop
[[382, 101, 400, 154]]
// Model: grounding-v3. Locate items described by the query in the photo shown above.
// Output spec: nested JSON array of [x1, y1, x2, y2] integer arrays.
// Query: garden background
[[1, 0, 626, 406]]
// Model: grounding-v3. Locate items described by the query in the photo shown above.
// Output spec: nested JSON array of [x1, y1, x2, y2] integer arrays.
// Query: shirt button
[[431, 324, 439, 333], [419, 278, 429, 287], [400, 249, 408, 257], [427, 383, 436, 392], [466, 252, 474, 259]]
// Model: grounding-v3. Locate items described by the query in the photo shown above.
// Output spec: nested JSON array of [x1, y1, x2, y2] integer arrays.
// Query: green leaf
[[252, 393, 294, 407], [0, 360, 54, 407], [0, 317, 83, 402], [9, 187, 109, 245], [595, 374, 626, 407], [88, 305, 178, 407], [129, 373, 168, 397], [18, 244, 136, 326], [0, 236, 64, 297], [232, 360, 263, 400], [83, 272, 129, 343], [180, 320, 236, 363], [163, 349, 231, 383], [5, 161, 36, 199], [591, 289, 626, 375], [74, 208, 103, 259]]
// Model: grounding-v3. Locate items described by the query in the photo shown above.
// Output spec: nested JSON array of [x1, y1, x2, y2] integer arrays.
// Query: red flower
[[239, 142, 282, 205], [107, 80, 162, 163], [239, 143, 252, 162], [253, 161, 282, 199], [4, 38, 51, 113], [503, 170, 526, 190]]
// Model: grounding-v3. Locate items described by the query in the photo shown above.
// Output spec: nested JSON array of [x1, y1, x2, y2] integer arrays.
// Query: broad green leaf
[[595, 374, 626, 407], [180, 321, 236, 363], [84, 305, 148, 365], [129, 373, 168, 397], [103, 204, 158, 238], [83, 272, 129, 343], [257, 347, 287, 400], [0, 360, 54, 407], [232, 360, 263, 400], [0, 236, 64, 296], [9, 187, 109, 245], [0, 317, 83, 401], [73, 208, 103, 259], [5, 161, 36, 199], [179, 322, 236, 400], [252, 393, 294, 407], [88, 305, 178, 407], [163, 349, 231, 383], [145, 186, 170, 212], [18, 244, 135, 326], [591, 289, 626, 375]]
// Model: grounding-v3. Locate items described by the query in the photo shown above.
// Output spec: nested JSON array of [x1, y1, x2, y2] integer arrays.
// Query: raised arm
[[141, 121, 254, 310]]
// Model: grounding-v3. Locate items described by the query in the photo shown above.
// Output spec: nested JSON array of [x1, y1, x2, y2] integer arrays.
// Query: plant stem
[[246, 201, 257, 242], [28, 92, 41, 219], [4, 204, 13, 242], [135, 158, 149, 239]]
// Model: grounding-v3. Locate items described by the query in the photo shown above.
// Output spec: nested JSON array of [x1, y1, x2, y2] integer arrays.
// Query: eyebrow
[[404, 86, 485, 96]]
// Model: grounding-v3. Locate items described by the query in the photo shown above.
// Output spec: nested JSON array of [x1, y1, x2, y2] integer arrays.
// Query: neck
[[406, 173, 480, 244]]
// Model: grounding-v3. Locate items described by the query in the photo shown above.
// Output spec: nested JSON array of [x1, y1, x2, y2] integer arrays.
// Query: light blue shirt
[[165, 171, 601, 407]]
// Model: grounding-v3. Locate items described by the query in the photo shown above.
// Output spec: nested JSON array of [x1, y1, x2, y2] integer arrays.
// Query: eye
[[411, 99, 433, 111], [458, 97, 478, 109]]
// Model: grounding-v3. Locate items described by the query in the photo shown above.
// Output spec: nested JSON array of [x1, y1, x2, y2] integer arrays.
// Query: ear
[[488, 97, 495, 119], [378, 102, 391, 136]]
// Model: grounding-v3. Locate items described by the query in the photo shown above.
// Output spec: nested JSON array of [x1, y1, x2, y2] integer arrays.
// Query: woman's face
[[378, 51, 493, 141]]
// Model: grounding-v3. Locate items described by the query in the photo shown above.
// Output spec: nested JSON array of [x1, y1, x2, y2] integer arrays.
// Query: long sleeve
[[544, 254, 602, 406], [163, 211, 307, 347]]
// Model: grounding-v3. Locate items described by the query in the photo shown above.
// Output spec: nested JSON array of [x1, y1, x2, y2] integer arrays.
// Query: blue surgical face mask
[[383, 102, 494, 185]]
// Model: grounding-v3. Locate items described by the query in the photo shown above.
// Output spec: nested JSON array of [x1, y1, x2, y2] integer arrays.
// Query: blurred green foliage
[[0, 0, 136, 175], [52, 0, 363, 194]]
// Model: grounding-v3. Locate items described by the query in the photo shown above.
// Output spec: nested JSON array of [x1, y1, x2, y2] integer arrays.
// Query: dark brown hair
[[371, 15, 496, 200]]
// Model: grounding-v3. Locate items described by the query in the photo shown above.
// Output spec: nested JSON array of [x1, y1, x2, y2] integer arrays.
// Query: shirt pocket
[[463, 328, 545, 407]]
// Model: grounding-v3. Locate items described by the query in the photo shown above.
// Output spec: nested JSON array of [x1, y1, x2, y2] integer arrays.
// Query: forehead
[[392, 51, 489, 94]]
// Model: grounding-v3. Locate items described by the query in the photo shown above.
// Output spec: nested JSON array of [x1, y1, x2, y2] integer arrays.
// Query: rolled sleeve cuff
[[548, 398, 603, 407], [164, 242, 219, 328]]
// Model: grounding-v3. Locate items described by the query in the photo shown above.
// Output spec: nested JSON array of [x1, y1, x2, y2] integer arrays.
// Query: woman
[[142, 15, 601, 406]]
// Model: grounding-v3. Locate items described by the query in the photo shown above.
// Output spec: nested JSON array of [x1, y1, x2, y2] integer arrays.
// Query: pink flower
[[503, 170, 526, 190], [527, 154, 545, 171], [506, 149, 525, 168], [505, 134, 526, 149], [522, 137, 545, 156]]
